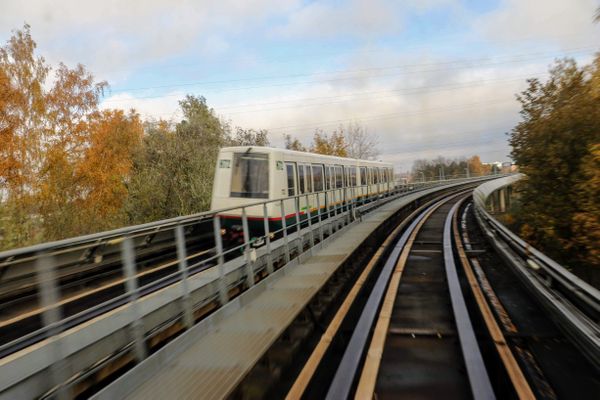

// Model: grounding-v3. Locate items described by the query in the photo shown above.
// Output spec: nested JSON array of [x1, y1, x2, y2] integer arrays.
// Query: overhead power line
[[104, 46, 595, 97], [219, 74, 548, 115], [260, 98, 516, 133]]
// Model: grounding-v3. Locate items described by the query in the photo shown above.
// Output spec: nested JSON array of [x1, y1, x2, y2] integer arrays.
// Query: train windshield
[[230, 152, 269, 198]]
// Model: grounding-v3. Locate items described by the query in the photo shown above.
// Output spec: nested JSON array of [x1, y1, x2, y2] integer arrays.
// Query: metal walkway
[[93, 187, 452, 399]]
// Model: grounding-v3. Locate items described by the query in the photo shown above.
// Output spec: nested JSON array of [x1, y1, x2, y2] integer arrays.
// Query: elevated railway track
[[0, 175, 598, 399]]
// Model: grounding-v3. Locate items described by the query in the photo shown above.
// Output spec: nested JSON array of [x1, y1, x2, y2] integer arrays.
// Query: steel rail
[[285, 191, 450, 399], [353, 191, 453, 398], [443, 198, 495, 400], [454, 199, 537, 399], [324, 190, 479, 400]]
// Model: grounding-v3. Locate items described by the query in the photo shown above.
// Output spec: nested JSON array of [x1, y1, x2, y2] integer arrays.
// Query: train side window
[[324, 165, 330, 190], [350, 167, 357, 186], [286, 163, 296, 196], [306, 164, 313, 192], [335, 166, 343, 188], [359, 167, 366, 186], [312, 164, 324, 191], [298, 164, 306, 194]]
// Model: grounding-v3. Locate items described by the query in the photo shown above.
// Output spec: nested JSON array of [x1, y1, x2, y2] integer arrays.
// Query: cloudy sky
[[1, 0, 598, 170]]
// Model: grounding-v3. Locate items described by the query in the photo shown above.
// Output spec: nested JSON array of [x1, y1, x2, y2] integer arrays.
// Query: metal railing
[[472, 176, 600, 369], [0, 174, 496, 398]]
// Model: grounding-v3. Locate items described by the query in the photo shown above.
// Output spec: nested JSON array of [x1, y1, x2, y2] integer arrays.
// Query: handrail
[[472, 176, 600, 369], [0, 174, 493, 261]]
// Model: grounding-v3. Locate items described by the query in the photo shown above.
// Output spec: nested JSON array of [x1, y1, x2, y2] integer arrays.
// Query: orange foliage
[[77, 110, 143, 227], [310, 129, 348, 157], [0, 25, 143, 247]]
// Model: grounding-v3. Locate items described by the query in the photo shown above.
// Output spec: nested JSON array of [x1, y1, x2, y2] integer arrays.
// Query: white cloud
[[209, 52, 543, 170], [273, 0, 459, 39], [100, 91, 185, 121], [0, 0, 300, 82], [5, 0, 597, 172], [474, 0, 600, 48], [99, 46, 566, 171], [273, 0, 399, 39]]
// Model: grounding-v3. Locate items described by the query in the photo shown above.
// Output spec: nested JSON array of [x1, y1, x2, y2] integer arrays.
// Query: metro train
[[210, 146, 394, 242]]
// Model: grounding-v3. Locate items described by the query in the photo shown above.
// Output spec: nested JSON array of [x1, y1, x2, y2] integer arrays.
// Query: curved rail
[[473, 176, 600, 369], [324, 190, 495, 399]]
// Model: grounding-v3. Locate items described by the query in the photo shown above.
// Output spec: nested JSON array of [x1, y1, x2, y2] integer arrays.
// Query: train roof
[[219, 146, 393, 167]]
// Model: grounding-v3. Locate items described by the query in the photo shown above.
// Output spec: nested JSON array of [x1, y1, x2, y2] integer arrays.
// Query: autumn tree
[[284, 123, 377, 158], [0, 25, 50, 247], [509, 57, 600, 271], [467, 155, 489, 176], [73, 110, 143, 233], [0, 25, 143, 249], [572, 144, 600, 266], [283, 134, 306, 151], [411, 156, 486, 181], [310, 128, 348, 157], [337, 122, 379, 160]]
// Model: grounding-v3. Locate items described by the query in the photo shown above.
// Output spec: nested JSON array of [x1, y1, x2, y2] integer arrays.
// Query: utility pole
[[466, 165, 470, 178]]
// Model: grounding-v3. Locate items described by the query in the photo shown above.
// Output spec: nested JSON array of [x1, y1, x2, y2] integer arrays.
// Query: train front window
[[230, 153, 269, 199]]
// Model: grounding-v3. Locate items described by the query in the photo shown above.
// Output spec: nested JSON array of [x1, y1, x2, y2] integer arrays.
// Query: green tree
[[231, 127, 269, 146], [126, 96, 230, 223]]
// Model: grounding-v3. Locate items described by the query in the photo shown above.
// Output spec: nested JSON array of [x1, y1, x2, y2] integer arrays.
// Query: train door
[[284, 162, 297, 229]]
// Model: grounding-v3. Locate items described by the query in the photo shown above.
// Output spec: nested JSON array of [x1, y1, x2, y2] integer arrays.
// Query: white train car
[[210, 146, 393, 236]]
